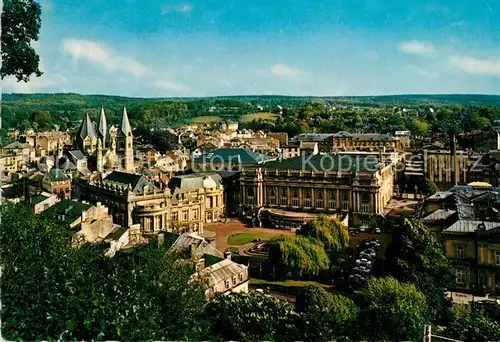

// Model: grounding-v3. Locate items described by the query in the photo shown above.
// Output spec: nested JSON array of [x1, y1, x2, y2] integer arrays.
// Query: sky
[[2, 0, 500, 97]]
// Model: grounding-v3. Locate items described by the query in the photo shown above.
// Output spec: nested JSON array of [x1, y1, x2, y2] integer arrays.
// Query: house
[[42, 168, 71, 199], [441, 220, 500, 295], [1, 141, 34, 164], [67, 150, 89, 174], [30, 192, 60, 214], [40, 199, 94, 229], [169, 233, 249, 297], [281, 141, 319, 159]]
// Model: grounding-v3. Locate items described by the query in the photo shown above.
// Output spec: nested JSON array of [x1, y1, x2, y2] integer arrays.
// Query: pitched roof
[[45, 168, 69, 182], [193, 148, 269, 164], [103, 171, 153, 194], [195, 258, 247, 287], [76, 113, 97, 140], [68, 150, 86, 161], [41, 199, 92, 226], [119, 107, 132, 137], [169, 233, 224, 259], [2, 141, 31, 149], [422, 209, 457, 222], [443, 220, 500, 234], [168, 172, 222, 192], [98, 107, 107, 139], [31, 194, 50, 205], [262, 154, 380, 172]]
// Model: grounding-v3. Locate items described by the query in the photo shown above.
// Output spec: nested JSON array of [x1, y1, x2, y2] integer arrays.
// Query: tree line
[[2, 204, 500, 341]]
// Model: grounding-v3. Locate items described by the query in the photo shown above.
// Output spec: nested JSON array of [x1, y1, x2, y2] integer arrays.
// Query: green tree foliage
[[204, 291, 299, 342], [384, 218, 453, 321], [31, 110, 52, 131], [0, 204, 208, 340], [422, 177, 439, 196], [300, 215, 349, 253], [295, 284, 357, 341], [411, 118, 430, 137], [446, 304, 500, 342], [357, 277, 429, 342], [1, 0, 43, 82], [268, 235, 330, 278]]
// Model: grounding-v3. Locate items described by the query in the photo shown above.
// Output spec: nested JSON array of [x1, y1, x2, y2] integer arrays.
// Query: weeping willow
[[269, 236, 330, 277], [301, 215, 349, 253]]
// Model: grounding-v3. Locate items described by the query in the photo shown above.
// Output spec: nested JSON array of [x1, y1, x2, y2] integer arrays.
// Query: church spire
[[120, 107, 132, 137], [76, 113, 96, 140], [98, 107, 107, 148]]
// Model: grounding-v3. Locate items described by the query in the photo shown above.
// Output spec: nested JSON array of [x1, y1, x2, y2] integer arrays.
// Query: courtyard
[[204, 219, 294, 253]]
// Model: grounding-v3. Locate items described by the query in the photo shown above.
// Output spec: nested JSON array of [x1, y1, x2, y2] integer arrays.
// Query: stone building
[[441, 220, 500, 294], [42, 169, 71, 199], [238, 154, 395, 228], [73, 107, 134, 173], [73, 171, 224, 235], [169, 233, 249, 297], [24, 130, 71, 157], [291, 132, 403, 153]]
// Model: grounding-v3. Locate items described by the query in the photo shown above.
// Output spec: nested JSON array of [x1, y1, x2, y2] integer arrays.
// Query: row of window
[[171, 209, 200, 222], [224, 273, 245, 289], [456, 246, 500, 265]]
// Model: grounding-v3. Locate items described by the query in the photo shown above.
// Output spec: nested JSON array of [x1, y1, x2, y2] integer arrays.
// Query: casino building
[[238, 154, 396, 228]]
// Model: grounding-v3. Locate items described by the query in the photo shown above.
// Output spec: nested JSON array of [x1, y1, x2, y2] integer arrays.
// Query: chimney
[[189, 243, 195, 258], [224, 250, 231, 261]]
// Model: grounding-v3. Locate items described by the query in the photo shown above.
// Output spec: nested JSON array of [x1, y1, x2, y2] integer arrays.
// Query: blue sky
[[3, 0, 500, 97]]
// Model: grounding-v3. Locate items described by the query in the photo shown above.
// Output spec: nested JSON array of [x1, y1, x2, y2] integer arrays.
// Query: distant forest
[[2, 93, 500, 150]]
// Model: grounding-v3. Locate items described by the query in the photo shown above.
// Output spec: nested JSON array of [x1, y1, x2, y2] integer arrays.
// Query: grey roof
[[192, 148, 269, 164], [423, 209, 456, 222], [2, 141, 31, 149], [293, 133, 333, 142], [119, 107, 132, 137], [98, 107, 107, 140], [103, 171, 154, 194], [76, 113, 97, 140], [444, 220, 500, 234], [195, 258, 247, 287], [169, 233, 224, 259], [68, 150, 86, 161], [168, 172, 222, 192], [427, 191, 454, 201]]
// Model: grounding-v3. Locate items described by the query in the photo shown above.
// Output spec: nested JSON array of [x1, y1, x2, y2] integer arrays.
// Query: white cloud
[[399, 40, 436, 55], [409, 66, 438, 79], [2, 74, 66, 93], [269, 64, 308, 77], [162, 3, 193, 14], [154, 79, 189, 93], [450, 55, 500, 76], [61, 38, 149, 76]]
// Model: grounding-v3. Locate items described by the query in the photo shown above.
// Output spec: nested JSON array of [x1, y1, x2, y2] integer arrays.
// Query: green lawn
[[227, 232, 281, 245], [249, 278, 334, 290], [191, 116, 221, 124], [240, 112, 279, 123]]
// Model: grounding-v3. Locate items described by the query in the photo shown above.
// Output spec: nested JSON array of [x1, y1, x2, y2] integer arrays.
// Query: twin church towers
[[74, 107, 134, 173]]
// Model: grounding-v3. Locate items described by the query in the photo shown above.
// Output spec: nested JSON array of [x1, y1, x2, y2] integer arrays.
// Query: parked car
[[374, 227, 381, 234], [359, 225, 369, 232], [359, 252, 374, 260]]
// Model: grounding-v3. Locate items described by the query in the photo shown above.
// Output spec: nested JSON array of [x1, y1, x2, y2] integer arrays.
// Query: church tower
[[75, 113, 97, 155], [97, 107, 107, 149], [118, 107, 134, 173], [97, 138, 103, 173]]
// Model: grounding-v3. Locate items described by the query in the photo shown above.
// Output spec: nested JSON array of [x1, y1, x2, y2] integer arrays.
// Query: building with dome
[[73, 171, 224, 235]]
